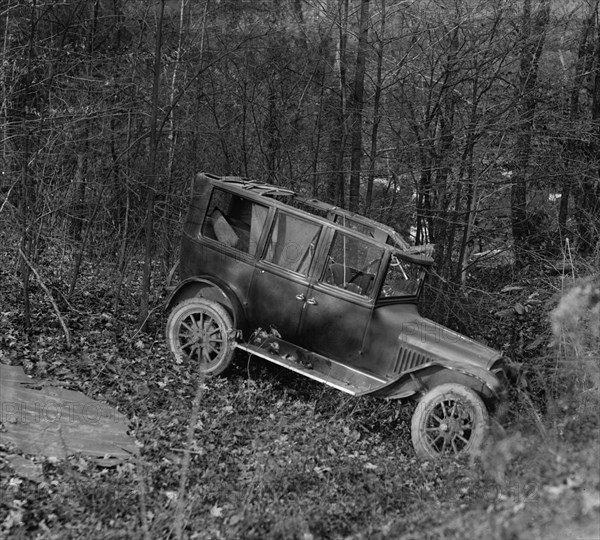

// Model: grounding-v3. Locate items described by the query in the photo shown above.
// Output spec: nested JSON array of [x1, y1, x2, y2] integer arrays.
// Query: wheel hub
[[425, 400, 474, 454], [440, 418, 463, 435], [183, 316, 221, 357], [192, 328, 209, 345]]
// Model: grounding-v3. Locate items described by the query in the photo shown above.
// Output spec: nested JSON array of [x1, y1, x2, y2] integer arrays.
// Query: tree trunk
[[162, 0, 189, 271], [1, 0, 12, 174], [348, 0, 369, 213], [326, 0, 348, 207], [365, 0, 386, 215], [575, 10, 600, 256], [431, 25, 459, 273], [70, 0, 99, 242], [19, 0, 39, 335], [138, 0, 165, 328], [510, 0, 550, 262], [559, 0, 598, 240], [311, 58, 327, 197]]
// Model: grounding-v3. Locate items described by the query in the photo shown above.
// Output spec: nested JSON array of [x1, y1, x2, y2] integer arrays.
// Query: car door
[[299, 230, 385, 369], [246, 210, 322, 342]]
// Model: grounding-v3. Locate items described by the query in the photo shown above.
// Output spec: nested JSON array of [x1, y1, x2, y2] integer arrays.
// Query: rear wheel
[[166, 298, 235, 375], [411, 383, 488, 460]]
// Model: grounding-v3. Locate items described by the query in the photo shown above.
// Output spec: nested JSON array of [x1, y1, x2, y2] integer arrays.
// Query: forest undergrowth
[[0, 237, 598, 540]]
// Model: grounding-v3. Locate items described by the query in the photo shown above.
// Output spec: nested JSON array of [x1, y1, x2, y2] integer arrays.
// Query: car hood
[[398, 315, 502, 371]]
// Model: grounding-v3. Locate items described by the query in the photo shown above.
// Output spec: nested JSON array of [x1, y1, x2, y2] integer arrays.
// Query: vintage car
[[165, 173, 510, 459]]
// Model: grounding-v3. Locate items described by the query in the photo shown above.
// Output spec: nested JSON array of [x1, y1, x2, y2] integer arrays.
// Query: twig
[[170, 448, 205, 456], [564, 237, 575, 280], [135, 445, 151, 540], [518, 387, 548, 439], [166, 260, 180, 289], [172, 374, 206, 540], [0, 181, 16, 215], [132, 304, 162, 339], [18, 248, 72, 349]]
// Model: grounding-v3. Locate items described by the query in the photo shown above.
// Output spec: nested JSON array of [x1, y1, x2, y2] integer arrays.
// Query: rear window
[[201, 188, 268, 257]]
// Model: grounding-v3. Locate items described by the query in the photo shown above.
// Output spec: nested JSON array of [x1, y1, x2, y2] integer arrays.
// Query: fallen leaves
[[0, 246, 598, 540], [6, 455, 43, 482]]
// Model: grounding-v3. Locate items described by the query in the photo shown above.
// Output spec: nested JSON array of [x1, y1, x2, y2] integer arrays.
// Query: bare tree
[[559, 0, 599, 238], [575, 1, 600, 255], [326, 0, 349, 206], [510, 0, 551, 261], [18, 0, 38, 334], [365, 0, 387, 215], [139, 0, 166, 327], [348, 0, 370, 212]]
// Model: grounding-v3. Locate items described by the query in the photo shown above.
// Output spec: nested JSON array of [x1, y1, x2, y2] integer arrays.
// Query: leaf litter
[[0, 245, 598, 539]]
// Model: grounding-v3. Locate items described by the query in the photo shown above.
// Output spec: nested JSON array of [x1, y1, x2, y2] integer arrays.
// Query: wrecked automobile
[[165, 173, 510, 459]]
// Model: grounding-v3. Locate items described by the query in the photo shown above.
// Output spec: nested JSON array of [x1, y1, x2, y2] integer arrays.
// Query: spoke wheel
[[166, 298, 234, 375], [411, 383, 488, 460]]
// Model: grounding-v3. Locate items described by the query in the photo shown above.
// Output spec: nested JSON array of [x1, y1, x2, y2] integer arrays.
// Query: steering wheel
[[348, 257, 380, 289]]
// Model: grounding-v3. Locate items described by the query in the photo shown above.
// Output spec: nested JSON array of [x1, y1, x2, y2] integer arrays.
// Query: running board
[[234, 340, 387, 396]]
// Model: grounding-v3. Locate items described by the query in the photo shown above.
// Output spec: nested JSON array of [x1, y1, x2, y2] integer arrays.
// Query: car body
[[166, 172, 510, 459]]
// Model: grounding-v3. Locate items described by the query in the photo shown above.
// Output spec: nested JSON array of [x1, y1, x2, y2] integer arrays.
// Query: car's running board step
[[234, 341, 387, 396]]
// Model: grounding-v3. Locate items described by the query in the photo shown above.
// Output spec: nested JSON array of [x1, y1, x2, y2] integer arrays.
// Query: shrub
[[550, 275, 600, 391]]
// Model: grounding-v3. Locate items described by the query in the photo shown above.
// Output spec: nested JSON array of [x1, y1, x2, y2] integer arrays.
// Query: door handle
[[295, 293, 306, 301], [306, 297, 318, 305]]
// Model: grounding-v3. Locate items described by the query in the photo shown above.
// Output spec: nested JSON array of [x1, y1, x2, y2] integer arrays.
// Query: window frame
[[200, 187, 270, 258], [317, 229, 386, 300], [259, 209, 323, 277]]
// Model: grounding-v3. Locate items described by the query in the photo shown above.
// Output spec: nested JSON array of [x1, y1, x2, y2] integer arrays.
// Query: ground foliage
[[0, 243, 599, 539]]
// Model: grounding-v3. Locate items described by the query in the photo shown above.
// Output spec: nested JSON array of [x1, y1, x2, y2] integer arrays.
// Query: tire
[[166, 298, 235, 375], [411, 383, 489, 460]]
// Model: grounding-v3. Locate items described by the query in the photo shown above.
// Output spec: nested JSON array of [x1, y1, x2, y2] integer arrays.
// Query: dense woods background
[[2, 0, 599, 324], [1, 2, 599, 539]]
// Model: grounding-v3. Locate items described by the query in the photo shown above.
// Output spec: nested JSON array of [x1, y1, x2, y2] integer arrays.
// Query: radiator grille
[[392, 347, 429, 374]]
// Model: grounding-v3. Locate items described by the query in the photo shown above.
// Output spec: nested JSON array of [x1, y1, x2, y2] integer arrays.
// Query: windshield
[[379, 254, 426, 299]]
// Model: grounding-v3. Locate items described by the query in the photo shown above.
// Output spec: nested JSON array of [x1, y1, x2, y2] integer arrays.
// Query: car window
[[322, 232, 384, 297], [201, 188, 268, 256], [333, 214, 374, 237], [379, 255, 425, 298], [263, 212, 321, 275]]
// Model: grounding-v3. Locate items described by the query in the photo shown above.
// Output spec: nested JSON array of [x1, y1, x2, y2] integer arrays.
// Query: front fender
[[370, 362, 506, 404]]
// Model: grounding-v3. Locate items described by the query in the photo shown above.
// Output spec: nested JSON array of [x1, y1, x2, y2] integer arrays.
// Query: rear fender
[[165, 277, 245, 330]]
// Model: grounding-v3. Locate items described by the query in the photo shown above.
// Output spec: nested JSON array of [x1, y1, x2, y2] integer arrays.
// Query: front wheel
[[411, 383, 489, 460], [166, 298, 235, 375]]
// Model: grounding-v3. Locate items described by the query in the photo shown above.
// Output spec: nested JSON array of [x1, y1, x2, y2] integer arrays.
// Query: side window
[[322, 232, 384, 297], [201, 188, 268, 256], [264, 212, 321, 275]]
